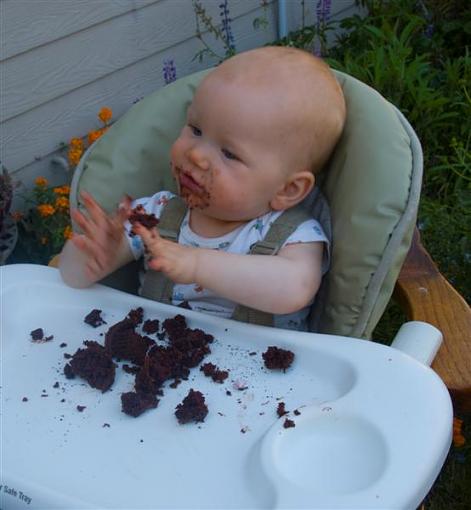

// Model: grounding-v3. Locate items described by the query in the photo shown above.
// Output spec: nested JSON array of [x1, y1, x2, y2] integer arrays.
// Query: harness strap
[[140, 197, 186, 303], [140, 196, 312, 328], [231, 205, 312, 326]]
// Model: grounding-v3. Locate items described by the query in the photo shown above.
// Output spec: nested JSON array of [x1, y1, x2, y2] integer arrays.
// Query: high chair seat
[[68, 67, 470, 412]]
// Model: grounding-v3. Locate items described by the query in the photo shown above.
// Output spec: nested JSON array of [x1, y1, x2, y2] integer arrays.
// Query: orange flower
[[55, 196, 69, 209], [98, 107, 112, 124], [63, 225, 73, 240], [11, 211, 23, 221], [37, 204, 55, 217], [40, 236, 49, 245], [69, 137, 84, 150], [87, 129, 104, 145], [35, 176, 48, 187], [68, 148, 83, 167], [453, 417, 466, 448], [53, 185, 70, 195]]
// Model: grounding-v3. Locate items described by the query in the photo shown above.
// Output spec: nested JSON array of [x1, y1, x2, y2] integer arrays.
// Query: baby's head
[[171, 46, 346, 223]]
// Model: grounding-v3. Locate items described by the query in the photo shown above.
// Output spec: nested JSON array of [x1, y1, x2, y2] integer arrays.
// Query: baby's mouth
[[178, 171, 205, 195]]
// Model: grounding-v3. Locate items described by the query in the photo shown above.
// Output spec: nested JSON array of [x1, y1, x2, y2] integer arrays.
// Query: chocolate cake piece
[[283, 418, 296, 429], [84, 309, 106, 327], [121, 391, 159, 417], [142, 319, 160, 335], [105, 318, 155, 365], [200, 362, 229, 383], [262, 346, 295, 371], [127, 307, 144, 326], [162, 314, 188, 342], [175, 389, 208, 424], [64, 341, 116, 392], [277, 402, 288, 417], [129, 205, 159, 234], [30, 328, 53, 342]]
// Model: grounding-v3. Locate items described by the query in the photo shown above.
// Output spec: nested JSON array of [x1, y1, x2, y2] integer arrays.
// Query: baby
[[59, 46, 346, 330]]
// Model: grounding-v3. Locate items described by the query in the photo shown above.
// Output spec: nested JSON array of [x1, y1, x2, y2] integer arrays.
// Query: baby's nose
[[187, 145, 210, 170]]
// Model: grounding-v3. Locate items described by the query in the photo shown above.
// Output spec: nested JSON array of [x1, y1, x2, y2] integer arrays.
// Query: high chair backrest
[[70, 68, 422, 339]]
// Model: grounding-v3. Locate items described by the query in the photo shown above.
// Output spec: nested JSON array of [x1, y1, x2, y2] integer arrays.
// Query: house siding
[[1, 0, 356, 189]]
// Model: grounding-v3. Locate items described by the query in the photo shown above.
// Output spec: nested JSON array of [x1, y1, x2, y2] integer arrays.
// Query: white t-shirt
[[124, 191, 329, 331]]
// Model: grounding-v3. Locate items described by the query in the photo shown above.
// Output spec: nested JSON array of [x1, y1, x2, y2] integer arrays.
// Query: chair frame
[[395, 228, 471, 413]]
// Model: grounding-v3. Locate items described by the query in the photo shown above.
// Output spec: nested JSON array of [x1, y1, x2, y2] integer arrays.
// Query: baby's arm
[[59, 192, 134, 288], [133, 224, 323, 314]]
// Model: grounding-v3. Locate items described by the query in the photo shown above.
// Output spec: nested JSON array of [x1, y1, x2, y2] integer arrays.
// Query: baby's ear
[[270, 171, 315, 211]]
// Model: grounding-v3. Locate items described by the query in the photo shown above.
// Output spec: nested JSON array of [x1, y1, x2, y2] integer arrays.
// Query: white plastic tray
[[1, 264, 452, 509]]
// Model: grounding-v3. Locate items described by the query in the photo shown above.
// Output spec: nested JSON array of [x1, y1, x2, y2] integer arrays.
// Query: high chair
[[65, 67, 470, 413]]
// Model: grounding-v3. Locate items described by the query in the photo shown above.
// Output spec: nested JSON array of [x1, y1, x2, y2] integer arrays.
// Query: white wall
[[1, 0, 356, 190]]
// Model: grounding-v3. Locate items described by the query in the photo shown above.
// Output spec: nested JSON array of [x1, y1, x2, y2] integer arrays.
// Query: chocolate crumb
[[294, 409, 301, 416], [200, 362, 229, 383], [262, 346, 294, 371], [283, 418, 296, 429], [175, 389, 208, 424], [60, 342, 67, 348], [22, 397, 28, 402], [53, 382, 60, 389], [142, 319, 160, 335], [84, 309, 106, 327], [103, 423, 110, 428], [77, 405, 86, 412], [30, 328, 53, 342], [277, 402, 288, 417]]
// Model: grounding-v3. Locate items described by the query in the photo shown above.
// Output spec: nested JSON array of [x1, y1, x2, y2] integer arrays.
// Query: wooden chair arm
[[394, 228, 471, 413]]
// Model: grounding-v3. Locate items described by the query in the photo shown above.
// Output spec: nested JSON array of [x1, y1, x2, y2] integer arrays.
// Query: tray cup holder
[[260, 408, 388, 496]]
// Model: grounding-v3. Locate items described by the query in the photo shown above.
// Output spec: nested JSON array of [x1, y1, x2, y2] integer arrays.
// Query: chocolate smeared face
[[173, 165, 212, 210], [169, 70, 297, 236]]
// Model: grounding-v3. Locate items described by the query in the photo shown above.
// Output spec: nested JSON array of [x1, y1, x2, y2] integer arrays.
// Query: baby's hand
[[133, 223, 199, 284], [70, 192, 131, 281]]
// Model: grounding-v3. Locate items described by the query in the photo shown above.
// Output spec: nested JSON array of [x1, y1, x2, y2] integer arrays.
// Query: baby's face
[[170, 73, 298, 224]]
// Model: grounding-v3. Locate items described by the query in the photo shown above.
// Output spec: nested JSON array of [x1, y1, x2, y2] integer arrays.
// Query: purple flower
[[316, 0, 332, 25], [424, 23, 434, 39], [162, 59, 177, 85], [219, 0, 236, 53]]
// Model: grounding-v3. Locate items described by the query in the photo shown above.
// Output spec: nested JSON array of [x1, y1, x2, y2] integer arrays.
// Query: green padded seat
[[70, 68, 422, 339]]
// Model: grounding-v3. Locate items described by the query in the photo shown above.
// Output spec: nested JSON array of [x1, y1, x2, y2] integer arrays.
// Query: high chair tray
[[1, 264, 452, 509]]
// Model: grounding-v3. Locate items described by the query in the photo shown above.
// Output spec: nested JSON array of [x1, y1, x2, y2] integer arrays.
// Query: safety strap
[[139, 197, 187, 304], [140, 196, 312, 327], [231, 205, 311, 326]]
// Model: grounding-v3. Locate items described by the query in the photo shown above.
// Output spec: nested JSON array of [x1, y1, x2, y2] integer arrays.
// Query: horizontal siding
[[3, 0, 272, 122], [2, 0, 159, 60], [2, 0, 357, 188]]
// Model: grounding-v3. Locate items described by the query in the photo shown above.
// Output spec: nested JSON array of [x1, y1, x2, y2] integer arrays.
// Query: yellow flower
[[37, 204, 55, 217], [55, 196, 69, 209], [68, 148, 83, 167], [63, 225, 73, 240], [69, 137, 84, 150], [98, 107, 112, 124], [35, 176, 48, 187]]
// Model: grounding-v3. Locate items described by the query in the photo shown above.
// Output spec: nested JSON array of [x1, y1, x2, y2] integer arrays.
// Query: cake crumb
[[283, 418, 296, 429], [84, 309, 106, 327], [262, 346, 294, 371], [175, 389, 208, 424]]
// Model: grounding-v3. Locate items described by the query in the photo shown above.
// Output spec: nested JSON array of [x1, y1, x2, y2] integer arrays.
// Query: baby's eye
[[189, 124, 202, 136], [222, 148, 239, 161]]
